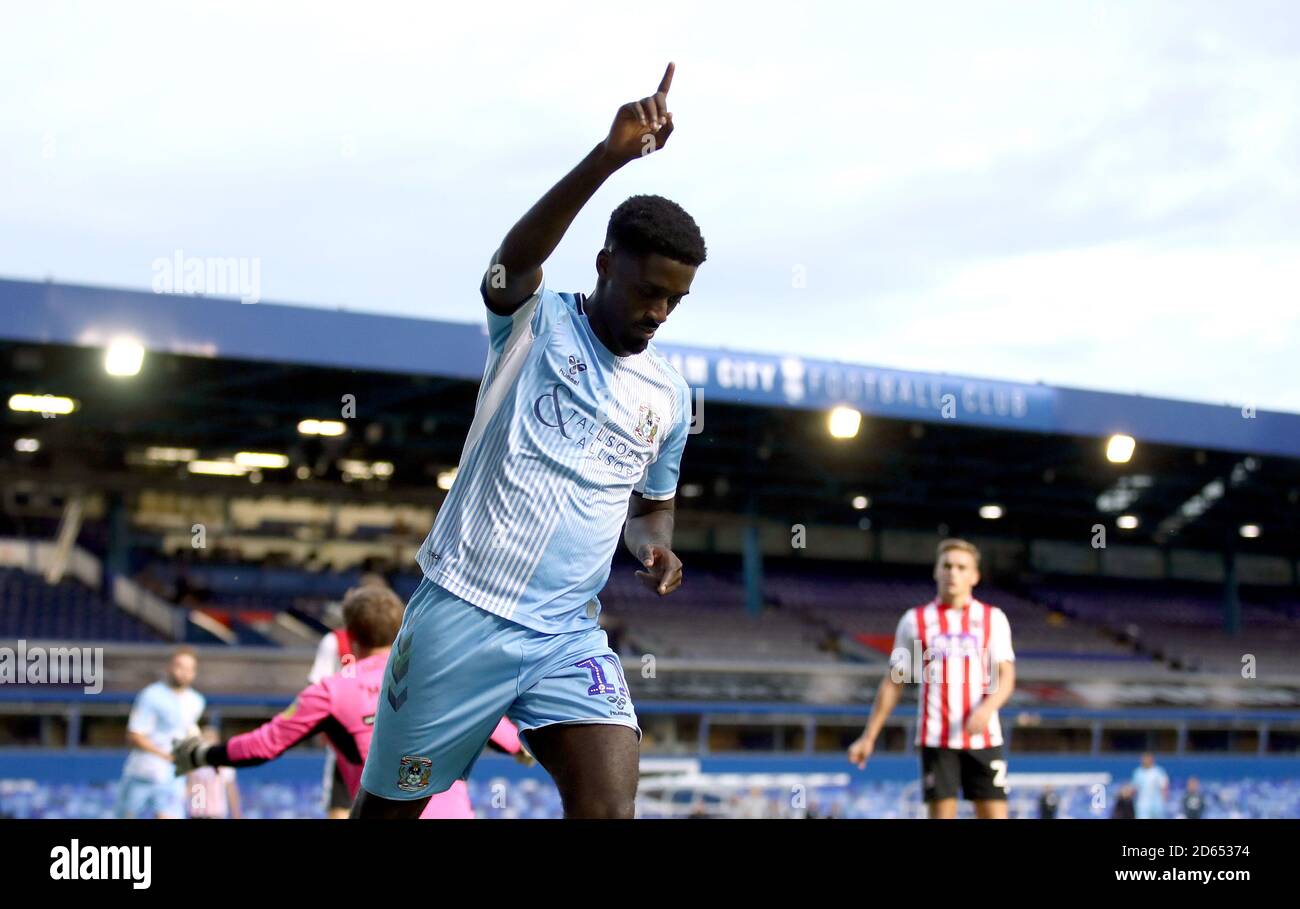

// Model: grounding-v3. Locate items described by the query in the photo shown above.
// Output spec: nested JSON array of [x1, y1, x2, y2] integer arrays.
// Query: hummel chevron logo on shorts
[[387, 632, 412, 711]]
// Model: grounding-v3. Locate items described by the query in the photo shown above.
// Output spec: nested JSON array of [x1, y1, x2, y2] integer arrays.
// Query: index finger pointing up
[[657, 61, 675, 96]]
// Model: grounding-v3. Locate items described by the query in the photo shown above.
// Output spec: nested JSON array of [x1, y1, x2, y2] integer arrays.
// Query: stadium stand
[[4, 773, 1297, 820], [1033, 578, 1300, 675], [0, 568, 162, 643], [3, 277, 1299, 818]]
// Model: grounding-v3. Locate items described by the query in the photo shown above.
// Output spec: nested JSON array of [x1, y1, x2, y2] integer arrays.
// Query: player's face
[[595, 249, 695, 354], [934, 550, 979, 601], [168, 654, 197, 688]]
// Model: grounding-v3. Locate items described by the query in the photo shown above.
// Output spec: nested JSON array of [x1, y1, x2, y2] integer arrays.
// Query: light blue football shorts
[[116, 776, 186, 818], [361, 577, 641, 799]]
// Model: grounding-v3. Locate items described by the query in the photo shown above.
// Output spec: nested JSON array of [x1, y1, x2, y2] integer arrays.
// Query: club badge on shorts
[[397, 755, 433, 792]]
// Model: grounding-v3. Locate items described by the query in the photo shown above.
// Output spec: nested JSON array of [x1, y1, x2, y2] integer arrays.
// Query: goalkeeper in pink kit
[[172, 585, 528, 818]]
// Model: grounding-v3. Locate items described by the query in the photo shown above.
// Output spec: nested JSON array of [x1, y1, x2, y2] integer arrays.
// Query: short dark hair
[[342, 585, 405, 650], [605, 194, 707, 267]]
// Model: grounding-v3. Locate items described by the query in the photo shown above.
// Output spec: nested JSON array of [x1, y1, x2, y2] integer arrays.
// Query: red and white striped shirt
[[891, 598, 1015, 750]]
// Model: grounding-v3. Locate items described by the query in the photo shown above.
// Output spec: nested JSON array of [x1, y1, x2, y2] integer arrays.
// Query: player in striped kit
[[354, 62, 704, 819], [848, 539, 1017, 818]]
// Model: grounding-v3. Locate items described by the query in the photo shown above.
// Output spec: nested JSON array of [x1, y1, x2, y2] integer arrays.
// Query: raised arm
[[483, 62, 678, 315]]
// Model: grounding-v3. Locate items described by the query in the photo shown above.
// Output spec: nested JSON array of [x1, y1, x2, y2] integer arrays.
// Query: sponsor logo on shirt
[[531, 383, 653, 478], [929, 632, 981, 659]]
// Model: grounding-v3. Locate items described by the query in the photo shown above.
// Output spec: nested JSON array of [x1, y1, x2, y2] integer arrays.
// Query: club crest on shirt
[[634, 403, 661, 445], [397, 755, 432, 792]]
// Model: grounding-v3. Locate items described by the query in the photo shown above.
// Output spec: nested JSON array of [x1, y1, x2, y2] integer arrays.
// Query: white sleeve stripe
[[460, 299, 541, 463], [634, 489, 675, 501], [501, 284, 544, 349]]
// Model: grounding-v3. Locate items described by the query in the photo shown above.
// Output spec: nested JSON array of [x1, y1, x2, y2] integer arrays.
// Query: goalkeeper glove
[[172, 734, 211, 776]]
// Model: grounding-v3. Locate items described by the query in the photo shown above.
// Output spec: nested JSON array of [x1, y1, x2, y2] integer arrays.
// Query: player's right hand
[[171, 734, 207, 776], [847, 734, 875, 769], [601, 62, 676, 165]]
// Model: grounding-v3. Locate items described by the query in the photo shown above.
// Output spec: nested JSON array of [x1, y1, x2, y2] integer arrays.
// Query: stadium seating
[[1031, 579, 1300, 675], [599, 567, 840, 662], [762, 565, 1154, 674], [0, 568, 162, 643], [6, 542, 1298, 684], [3, 776, 1295, 820]]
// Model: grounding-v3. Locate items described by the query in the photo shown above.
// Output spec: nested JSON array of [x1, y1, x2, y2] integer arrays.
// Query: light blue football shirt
[[121, 680, 205, 782], [1132, 764, 1169, 811], [416, 278, 692, 634]]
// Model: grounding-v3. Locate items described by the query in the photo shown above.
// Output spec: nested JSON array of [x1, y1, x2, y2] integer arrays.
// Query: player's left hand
[[635, 543, 683, 596], [965, 704, 992, 736]]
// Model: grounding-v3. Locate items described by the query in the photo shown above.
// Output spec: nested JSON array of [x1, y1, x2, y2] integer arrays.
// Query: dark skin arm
[[483, 62, 677, 314], [624, 492, 683, 595]]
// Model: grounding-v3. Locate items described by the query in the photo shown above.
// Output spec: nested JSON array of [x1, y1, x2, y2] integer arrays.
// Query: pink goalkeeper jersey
[[226, 651, 521, 818]]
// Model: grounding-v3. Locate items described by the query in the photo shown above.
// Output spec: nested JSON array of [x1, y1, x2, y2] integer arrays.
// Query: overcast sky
[[2, 1, 1297, 412]]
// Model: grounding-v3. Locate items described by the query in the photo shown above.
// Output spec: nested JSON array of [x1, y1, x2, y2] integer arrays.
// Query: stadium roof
[[4, 277, 1298, 460], [3, 277, 1298, 558]]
